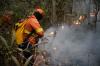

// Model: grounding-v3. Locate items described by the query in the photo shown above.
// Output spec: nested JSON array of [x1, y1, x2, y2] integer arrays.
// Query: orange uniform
[[24, 15, 44, 44], [16, 8, 45, 65]]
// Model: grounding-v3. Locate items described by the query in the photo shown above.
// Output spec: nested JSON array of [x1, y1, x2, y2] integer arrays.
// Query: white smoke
[[40, 24, 100, 66]]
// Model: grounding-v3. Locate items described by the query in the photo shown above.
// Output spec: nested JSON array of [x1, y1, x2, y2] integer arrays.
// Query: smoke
[[40, 24, 100, 66]]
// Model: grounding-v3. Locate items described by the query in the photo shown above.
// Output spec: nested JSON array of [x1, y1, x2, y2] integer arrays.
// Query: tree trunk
[[88, 0, 98, 31], [52, 0, 57, 26]]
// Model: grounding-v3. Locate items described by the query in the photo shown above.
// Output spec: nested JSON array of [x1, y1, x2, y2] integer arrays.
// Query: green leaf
[[0, 36, 9, 50], [11, 55, 20, 66]]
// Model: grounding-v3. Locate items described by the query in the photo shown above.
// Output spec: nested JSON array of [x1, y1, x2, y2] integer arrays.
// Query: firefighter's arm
[[30, 19, 44, 37]]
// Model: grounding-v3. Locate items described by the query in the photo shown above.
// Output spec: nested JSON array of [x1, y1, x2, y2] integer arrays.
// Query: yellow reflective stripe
[[15, 22, 23, 27], [36, 28, 43, 33], [24, 29, 31, 34], [15, 23, 20, 26]]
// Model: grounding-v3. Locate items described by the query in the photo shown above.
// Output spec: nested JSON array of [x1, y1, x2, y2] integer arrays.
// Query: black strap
[[24, 30, 39, 43]]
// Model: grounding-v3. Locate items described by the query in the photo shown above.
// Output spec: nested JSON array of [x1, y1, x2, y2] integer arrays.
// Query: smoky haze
[[40, 24, 100, 66]]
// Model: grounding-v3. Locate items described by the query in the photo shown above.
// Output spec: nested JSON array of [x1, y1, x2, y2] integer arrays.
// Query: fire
[[90, 12, 96, 17], [74, 20, 81, 25], [53, 47, 57, 50], [73, 15, 86, 25], [48, 31, 55, 37], [75, 22, 81, 25], [61, 25, 64, 29], [49, 32, 54, 35]]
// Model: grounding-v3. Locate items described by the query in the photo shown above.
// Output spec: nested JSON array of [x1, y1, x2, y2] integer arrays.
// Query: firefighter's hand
[[28, 36, 36, 45]]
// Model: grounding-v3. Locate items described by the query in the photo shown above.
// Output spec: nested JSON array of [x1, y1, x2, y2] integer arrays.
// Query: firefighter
[[16, 7, 45, 65], [18, 7, 45, 49]]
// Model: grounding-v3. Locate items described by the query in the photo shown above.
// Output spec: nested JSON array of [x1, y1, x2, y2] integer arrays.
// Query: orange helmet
[[34, 6, 45, 16]]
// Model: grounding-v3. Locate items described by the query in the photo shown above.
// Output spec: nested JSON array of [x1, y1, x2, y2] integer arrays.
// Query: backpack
[[15, 19, 28, 45]]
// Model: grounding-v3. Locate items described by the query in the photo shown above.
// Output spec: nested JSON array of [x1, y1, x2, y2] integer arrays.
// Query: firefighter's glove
[[28, 36, 36, 45]]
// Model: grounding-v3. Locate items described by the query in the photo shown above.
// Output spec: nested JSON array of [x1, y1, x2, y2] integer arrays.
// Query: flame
[[61, 25, 64, 29], [47, 31, 55, 37], [49, 32, 54, 35], [74, 20, 81, 25], [75, 22, 80, 25], [53, 47, 57, 50], [90, 12, 95, 17]]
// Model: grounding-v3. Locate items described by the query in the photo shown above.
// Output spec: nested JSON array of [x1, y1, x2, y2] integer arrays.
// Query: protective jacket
[[16, 15, 44, 45], [24, 15, 44, 44]]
